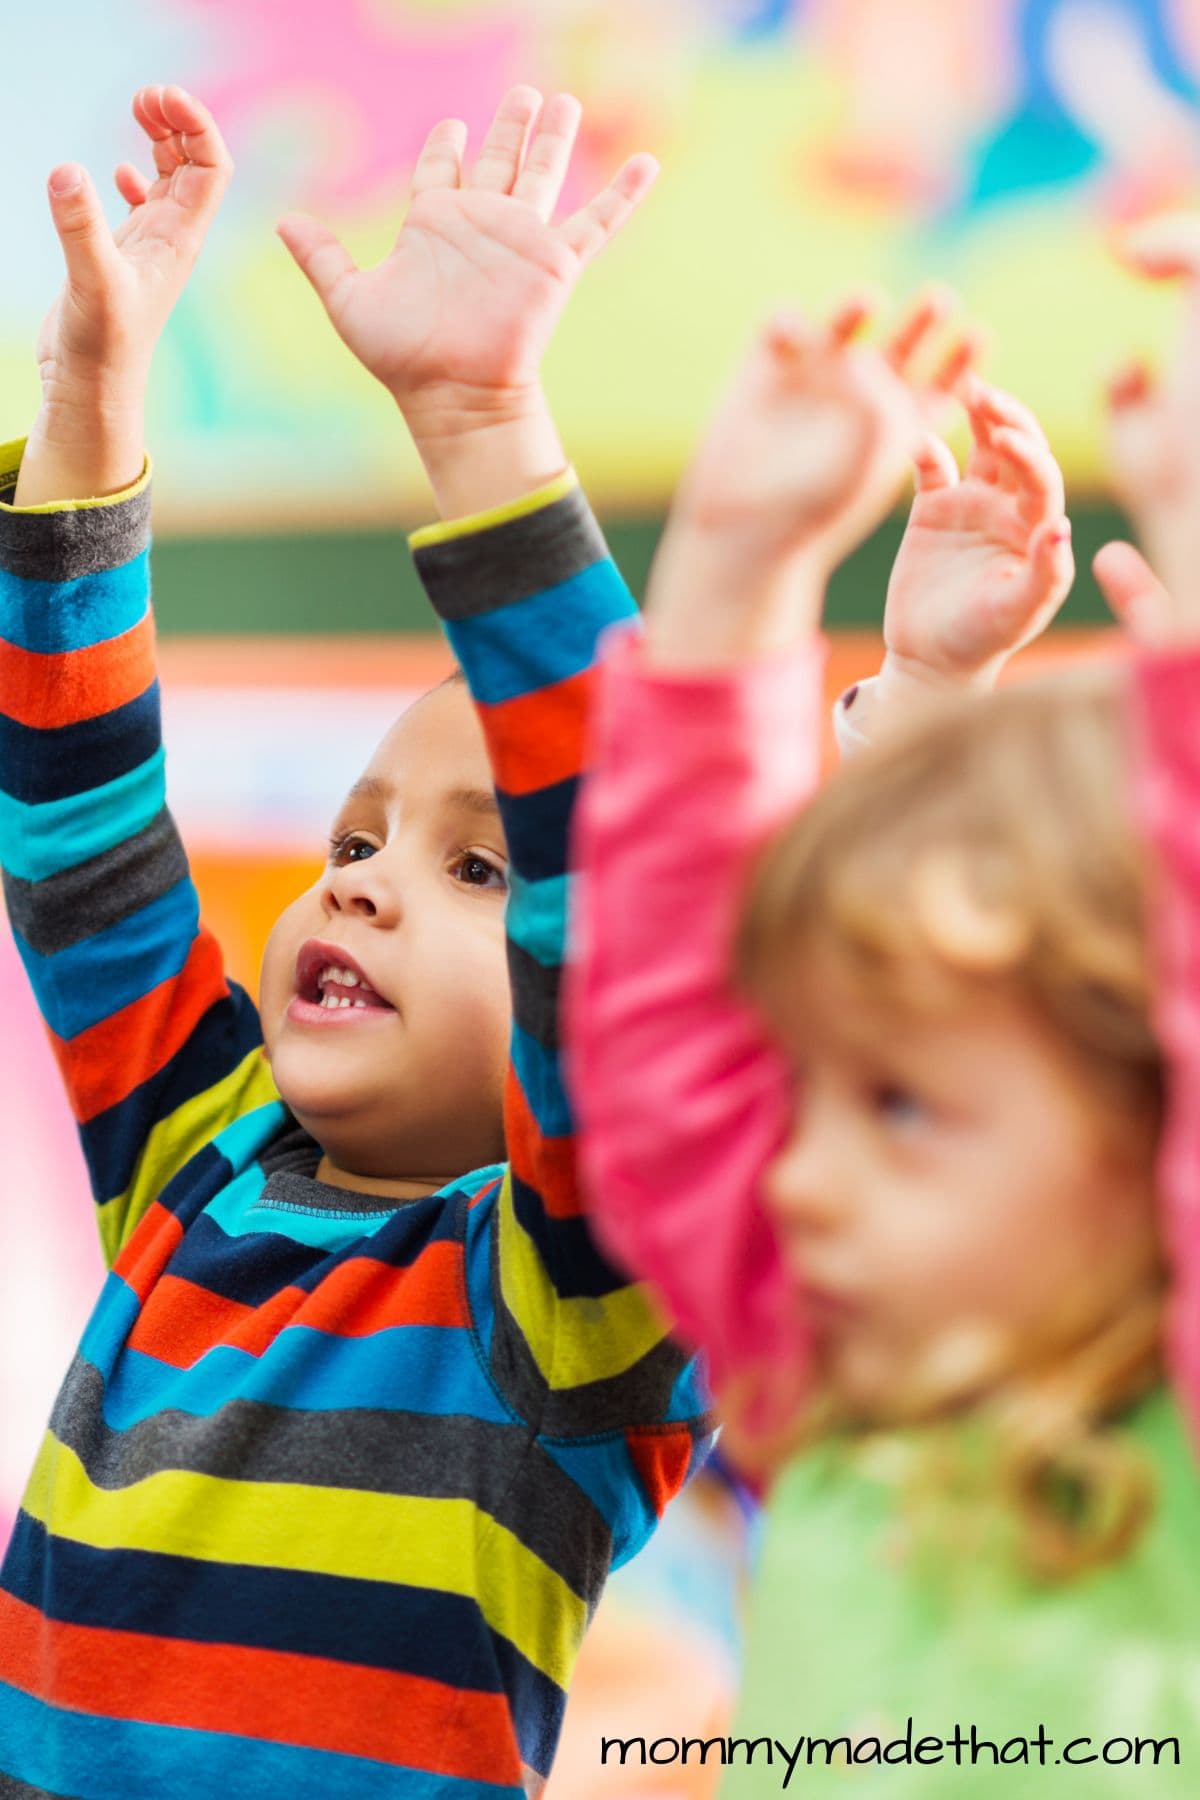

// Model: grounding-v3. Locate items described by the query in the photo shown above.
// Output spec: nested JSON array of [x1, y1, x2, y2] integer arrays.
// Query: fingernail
[[49, 164, 83, 197]]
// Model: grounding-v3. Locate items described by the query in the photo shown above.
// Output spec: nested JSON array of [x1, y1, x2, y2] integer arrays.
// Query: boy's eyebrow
[[347, 775, 390, 801], [342, 777, 500, 819], [442, 786, 501, 819]]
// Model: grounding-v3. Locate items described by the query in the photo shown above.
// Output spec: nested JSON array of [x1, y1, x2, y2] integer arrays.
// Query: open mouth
[[292, 939, 396, 1016]]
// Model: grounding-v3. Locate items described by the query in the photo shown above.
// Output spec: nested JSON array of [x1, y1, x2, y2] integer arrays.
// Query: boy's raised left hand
[[277, 87, 656, 516]]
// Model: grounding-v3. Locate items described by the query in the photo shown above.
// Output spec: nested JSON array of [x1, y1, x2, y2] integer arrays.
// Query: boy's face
[[760, 964, 1161, 1425], [259, 681, 511, 1187]]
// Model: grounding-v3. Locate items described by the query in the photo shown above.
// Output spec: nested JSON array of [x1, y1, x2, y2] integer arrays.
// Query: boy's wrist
[[400, 382, 568, 521], [15, 393, 146, 507]]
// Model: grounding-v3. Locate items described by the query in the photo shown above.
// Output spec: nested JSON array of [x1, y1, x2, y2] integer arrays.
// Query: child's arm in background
[[0, 91, 273, 1264], [282, 92, 714, 1548], [1090, 215, 1200, 1444], [568, 299, 964, 1442], [835, 374, 1074, 750]]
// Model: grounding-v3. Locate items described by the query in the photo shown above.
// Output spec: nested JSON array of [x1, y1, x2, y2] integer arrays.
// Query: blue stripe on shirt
[[0, 550, 149, 654], [443, 562, 638, 706], [11, 876, 199, 1040], [0, 749, 165, 882]]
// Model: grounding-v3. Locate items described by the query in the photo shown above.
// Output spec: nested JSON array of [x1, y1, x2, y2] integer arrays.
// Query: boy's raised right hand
[[644, 294, 973, 668], [277, 87, 657, 518], [16, 85, 233, 507]]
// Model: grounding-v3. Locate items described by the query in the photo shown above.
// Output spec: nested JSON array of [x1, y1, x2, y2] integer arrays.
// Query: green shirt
[[723, 1388, 1200, 1795]]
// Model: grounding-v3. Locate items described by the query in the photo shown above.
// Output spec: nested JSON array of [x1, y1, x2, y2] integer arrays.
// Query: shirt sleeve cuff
[[407, 467, 577, 551], [0, 439, 153, 584], [0, 437, 151, 514]]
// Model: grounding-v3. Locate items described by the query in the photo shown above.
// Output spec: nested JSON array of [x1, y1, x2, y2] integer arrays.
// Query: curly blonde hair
[[734, 665, 1165, 1579]]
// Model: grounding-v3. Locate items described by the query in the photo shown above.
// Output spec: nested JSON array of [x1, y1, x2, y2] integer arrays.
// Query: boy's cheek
[[258, 923, 302, 1053]]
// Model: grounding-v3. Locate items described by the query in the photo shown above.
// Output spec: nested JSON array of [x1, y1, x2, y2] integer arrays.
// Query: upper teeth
[[320, 966, 363, 989], [316, 964, 377, 1008]]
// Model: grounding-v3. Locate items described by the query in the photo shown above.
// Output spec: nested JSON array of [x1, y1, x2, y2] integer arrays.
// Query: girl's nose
[[762, 1115, 850, 1237]]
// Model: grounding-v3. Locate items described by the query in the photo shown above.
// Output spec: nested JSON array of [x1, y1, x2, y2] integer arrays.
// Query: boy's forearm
[[401, 384, 568, 521], [14, 394, 146, 507]]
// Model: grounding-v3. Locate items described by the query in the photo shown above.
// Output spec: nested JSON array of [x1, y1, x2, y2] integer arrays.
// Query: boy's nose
[[321, 856, 401, 925]]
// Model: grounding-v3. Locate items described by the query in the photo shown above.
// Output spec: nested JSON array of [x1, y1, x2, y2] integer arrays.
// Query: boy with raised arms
[[0, 83, 710, 1797]]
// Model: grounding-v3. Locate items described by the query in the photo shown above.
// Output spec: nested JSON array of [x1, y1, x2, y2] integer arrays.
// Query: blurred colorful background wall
[[3, 5, 1199, 1786]]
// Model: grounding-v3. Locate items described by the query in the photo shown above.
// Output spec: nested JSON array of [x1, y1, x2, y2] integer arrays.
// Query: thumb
[[276, 213, 359, 317], [1092, 541, 1174, 640], [46, 164, 116, 293]]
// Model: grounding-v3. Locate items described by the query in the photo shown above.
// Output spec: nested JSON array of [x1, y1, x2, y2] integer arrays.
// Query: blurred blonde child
[[567, 288, 1200, 1792]]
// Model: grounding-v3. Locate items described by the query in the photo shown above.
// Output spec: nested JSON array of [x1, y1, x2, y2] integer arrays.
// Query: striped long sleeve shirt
[[0, 447, 713, 1800]]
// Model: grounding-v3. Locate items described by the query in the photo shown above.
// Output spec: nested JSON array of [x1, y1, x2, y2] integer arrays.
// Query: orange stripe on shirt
[[477, 665, 593, 797], [126, 1273, 257, 1367], [0, 612, 155, 730], [0, 1589, 524, 1783], [505, 1068, 579, 1219], [294, 1242, 469, 1336], [113, 1202, 186, 1306], [51, 928, 229, 1124], [126, 1243, 470, 1368], [625, 1425, 695, 1520]]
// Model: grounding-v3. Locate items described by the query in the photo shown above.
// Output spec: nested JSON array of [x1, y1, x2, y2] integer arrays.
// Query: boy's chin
[[270, 1037, 392, 1128]]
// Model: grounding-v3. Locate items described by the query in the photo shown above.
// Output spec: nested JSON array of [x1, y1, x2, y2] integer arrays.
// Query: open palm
[[37, 85, 232, 392], [885, 378, 1073, 681], [277, 89, 657, 411]]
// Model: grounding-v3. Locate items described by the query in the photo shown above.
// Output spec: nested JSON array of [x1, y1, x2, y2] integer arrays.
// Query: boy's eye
[[329, 834, 376, 865], [452, 853, 507, 891]]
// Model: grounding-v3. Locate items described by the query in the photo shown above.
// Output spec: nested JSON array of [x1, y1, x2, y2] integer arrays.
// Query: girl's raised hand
[[882, 376, 1074, 689], [1088, 213, 1200, 644], [644, 292, 975, 668]]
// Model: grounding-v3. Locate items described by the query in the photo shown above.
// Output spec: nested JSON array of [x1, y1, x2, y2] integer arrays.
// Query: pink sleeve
[[1131, 644, 1200, 1444], [566, 627, 826, 1400]]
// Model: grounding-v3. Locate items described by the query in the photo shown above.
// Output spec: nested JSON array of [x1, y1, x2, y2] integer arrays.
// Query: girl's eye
[[452, 853, 507, 891], [329, 834, 376, 866], [872, 1084, 927, 1132]]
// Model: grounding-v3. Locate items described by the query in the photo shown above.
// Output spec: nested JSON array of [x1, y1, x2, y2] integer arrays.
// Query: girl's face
[[761, 965, 1162, 1425]]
